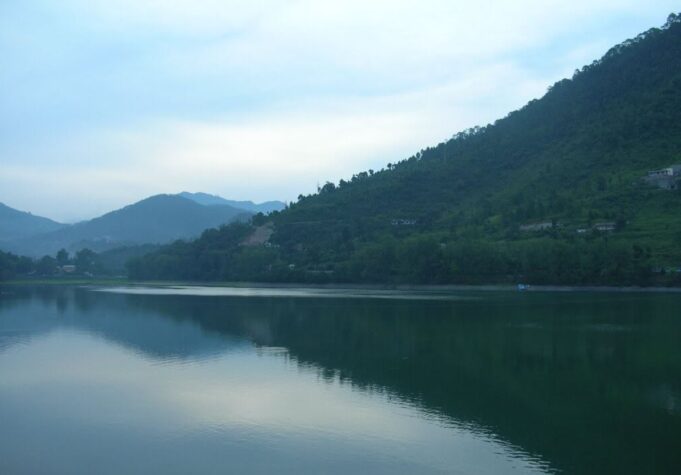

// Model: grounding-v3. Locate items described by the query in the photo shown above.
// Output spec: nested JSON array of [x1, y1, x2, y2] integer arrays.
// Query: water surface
[[1, 285, 679, 474]]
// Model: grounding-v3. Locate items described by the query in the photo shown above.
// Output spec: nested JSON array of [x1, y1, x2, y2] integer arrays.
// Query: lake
[[0, 285, 679, 474]]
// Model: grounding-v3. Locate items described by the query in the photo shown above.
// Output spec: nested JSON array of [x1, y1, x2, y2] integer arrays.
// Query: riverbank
[[3, 278, 681, 293]]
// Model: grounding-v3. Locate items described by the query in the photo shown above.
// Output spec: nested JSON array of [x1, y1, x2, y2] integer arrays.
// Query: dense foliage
[[0, 250, 34, 280], [129, 14, 681, 286], [0, 248, 106, 280]]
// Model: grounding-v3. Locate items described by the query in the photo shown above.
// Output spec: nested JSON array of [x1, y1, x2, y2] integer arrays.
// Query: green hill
[[129, 14, 681, 286], [5, 195, 251, 257]]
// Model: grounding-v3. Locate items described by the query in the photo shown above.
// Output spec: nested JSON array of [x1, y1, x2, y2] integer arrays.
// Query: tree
[[37, 256, 57, 275], [56, 249, 70, 266], [75, 248, 98, 273]]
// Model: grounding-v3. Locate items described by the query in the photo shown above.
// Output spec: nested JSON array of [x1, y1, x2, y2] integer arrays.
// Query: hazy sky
[[1, 1, 678, 222]]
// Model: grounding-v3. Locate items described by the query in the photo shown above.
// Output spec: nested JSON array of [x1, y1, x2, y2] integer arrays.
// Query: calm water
[[1, 286, 680, 474]]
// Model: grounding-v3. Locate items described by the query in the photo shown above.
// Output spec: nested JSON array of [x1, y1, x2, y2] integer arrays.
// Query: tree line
[[0, 248, 102, 280]]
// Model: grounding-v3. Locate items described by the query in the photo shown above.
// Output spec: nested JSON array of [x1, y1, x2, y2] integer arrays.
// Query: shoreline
[[3, 278, 681, 293]]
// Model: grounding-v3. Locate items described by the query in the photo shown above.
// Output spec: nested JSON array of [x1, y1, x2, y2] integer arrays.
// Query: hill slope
[[0, 203, 65, 243], [129, 14, 681, 285], [5, 195, 251, 257]]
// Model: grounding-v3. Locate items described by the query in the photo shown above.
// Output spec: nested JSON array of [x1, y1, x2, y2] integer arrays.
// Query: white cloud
[[1, 59, 549, 221]]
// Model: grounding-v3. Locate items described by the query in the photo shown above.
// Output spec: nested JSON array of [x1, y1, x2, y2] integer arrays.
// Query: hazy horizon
[[1, 0, 678, 222]]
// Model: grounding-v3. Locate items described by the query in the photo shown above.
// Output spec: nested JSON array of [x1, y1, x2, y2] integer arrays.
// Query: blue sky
[[1, 0, 678, 222]]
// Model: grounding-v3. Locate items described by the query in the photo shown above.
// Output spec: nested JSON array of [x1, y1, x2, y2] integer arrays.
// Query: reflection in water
[[95, 285, 474, 300], [1, 285, 680, 474]]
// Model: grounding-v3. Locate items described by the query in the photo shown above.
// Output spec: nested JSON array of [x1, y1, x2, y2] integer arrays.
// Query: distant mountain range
[[0, 193, 283, 257], [178, 192, 285, 214], [0, 203, 66, 243]]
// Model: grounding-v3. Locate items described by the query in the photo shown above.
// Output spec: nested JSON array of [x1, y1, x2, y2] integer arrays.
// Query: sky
[[0, 1, 678, 222]]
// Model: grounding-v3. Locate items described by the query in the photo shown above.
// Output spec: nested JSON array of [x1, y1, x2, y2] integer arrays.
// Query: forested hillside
[[129, 14, 681, 286]]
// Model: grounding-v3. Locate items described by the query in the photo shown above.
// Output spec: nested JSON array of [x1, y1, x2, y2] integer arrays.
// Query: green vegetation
[[128, 14, 681, 285], [0, 250, 35, 280], [0, 246, 139, 281]]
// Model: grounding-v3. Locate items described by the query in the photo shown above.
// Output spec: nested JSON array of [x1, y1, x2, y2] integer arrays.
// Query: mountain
[[178, 192, 285, 214], [126, 13, 681, 285], [4, 194, 251, 257], [0, 203, 65, 243]]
